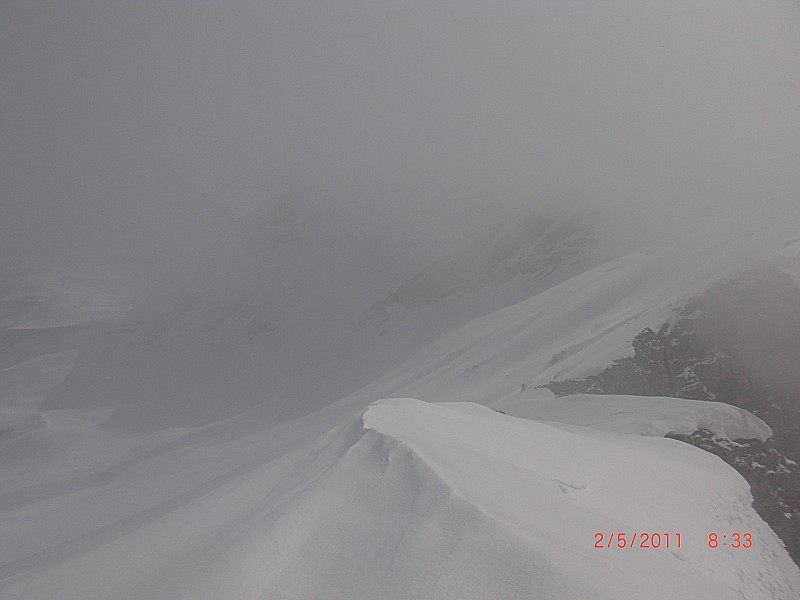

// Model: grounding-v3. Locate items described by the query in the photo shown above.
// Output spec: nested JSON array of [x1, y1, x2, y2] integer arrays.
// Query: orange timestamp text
[[594, 532, 681, 549]]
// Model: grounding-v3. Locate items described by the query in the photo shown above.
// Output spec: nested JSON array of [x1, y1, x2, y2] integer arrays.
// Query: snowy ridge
[[341, 205, 800, 413], [495, 393, 773, 441], [327, 400, 796, 600], [18, 399, 800, 598], [3, 203, 800, 597], [2, 399, 798, 599]]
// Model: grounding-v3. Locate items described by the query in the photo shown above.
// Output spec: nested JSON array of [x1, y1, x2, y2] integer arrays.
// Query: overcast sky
[[2, 1, 799, 279]]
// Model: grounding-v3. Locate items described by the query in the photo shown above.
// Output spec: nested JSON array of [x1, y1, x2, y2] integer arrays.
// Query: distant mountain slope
[[345, 206, 800, 407], [4, 203, 800, 596], [0, 266, 133, 331], [361, 210, 596, 325], [353, 208, 621, 380], [35, 206, 612, 431], [37, 205, 402, 430], [0, 266, 134, 439]]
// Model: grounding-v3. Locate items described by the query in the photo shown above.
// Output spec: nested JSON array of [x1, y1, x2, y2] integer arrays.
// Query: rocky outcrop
[[665, 429, 799, 562], [546, 267, 800, 564]]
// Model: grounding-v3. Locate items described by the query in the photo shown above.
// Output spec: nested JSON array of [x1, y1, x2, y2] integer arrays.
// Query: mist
[[2, 1, 799, 282], [5, 4, 800, 595]]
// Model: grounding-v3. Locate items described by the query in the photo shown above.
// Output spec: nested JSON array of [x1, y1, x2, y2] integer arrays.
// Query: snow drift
[[4, 203, 800, 598], [495, 392, 773, 441], [3, 398, 797, 599]]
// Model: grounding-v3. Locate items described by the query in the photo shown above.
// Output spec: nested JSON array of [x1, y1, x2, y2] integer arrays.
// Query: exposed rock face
[[664, 430, 799, 562], [547, 267, 800, 564]]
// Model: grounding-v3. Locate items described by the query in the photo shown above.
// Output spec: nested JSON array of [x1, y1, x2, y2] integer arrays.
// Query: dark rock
[[545, 266, 800, 565]]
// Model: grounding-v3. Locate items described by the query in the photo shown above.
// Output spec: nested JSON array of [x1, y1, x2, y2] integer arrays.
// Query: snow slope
[[0, 265, 136, 439], [0, 265, 133, 331], [37, 204, 477, 430], [3, 204, 800, 597], [340, 205, 800, 413], [2, 398, 797, 600], [358, 210, 600, 341], [495, 392, 773, 441]]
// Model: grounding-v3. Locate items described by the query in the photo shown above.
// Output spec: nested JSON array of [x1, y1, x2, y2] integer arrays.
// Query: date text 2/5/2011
[[594, 532, 681, 549]]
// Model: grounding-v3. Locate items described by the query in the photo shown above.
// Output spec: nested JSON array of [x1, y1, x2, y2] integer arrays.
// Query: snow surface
[[495, 392, 773, 441], [2, 398, 797, 599], [337, 204, 800, 417], [0, 266, 133, 330], [3, 204, 800, 598]]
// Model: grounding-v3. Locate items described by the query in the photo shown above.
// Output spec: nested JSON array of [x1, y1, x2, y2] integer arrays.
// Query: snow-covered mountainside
[[34, 205, 411, 430], [3, 203, 800, 597], [2, 398, 797, 599], [344, 206, 800, 409], [33, 206, 611, 431], [361, 210, 597, 321], [0, 266, 133, 331], [0, 266, 134, 438], [334, 204, 800, 567], [545, 266, 800, 563], [357, 211, 609, 358]]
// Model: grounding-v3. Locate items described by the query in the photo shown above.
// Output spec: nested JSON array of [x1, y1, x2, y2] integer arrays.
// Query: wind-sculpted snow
[[495, 393, 773, 441], [4, 205, 800, 597], [4, 398, 797, 599]]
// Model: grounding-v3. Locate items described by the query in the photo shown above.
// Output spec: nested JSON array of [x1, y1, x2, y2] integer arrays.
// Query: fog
[[2, 1, 799, 282], [4, 7, 800, 591]]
